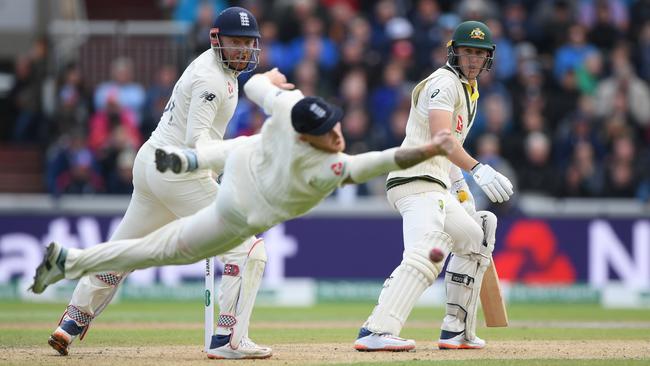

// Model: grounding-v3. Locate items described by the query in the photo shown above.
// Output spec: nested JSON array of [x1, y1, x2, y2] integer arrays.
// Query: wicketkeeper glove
[[470, 163, 514, 203]]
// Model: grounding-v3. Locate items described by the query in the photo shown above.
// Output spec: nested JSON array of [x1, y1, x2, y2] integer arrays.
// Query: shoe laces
[[378, 333, 407, 341], [240, 336, 259, 349]]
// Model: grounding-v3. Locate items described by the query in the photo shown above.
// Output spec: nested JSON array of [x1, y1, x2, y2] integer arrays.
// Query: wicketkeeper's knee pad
[[216, 237, 266, 344], [365, 231, 453, 335]]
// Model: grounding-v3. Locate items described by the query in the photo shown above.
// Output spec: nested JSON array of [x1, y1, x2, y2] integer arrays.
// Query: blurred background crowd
[[0, 0, 649, 209]]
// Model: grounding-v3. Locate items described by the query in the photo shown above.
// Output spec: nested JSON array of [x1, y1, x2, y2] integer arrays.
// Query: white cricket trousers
[[63, 175, 254, 279], [66, 141, 257, 323], [393, 187, 483, 255]]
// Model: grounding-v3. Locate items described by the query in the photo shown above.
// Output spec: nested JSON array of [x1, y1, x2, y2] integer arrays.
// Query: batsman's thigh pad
[[444, 197, 484, 256], [366, 231, 453, 335], [394, 191, 447, 251], [443, 253, 490, 340]]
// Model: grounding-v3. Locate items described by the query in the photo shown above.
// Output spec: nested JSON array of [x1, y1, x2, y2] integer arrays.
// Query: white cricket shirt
[[386, 63, 478, 200], [149, 49, 239, 148]]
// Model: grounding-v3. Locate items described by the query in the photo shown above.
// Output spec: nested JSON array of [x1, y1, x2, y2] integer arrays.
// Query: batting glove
[[470, 163, 514, 203]]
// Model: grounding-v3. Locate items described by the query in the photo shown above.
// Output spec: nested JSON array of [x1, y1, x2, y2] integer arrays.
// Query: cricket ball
[[429, 248, 445, 263]]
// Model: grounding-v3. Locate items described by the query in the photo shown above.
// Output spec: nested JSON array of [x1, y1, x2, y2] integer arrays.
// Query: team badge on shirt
[[330, 162, 343, 176]]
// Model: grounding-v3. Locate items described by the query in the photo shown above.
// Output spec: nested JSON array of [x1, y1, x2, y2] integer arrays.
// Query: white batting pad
[[365, 231, 452, 335], [443, 253, 490, 340]]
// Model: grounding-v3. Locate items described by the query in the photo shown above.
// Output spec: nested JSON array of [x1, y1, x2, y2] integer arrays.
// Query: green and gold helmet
[[447, 20, 496, 76]]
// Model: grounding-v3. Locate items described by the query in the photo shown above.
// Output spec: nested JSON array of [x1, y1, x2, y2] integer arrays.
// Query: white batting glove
[[470, 163, 514, 203]]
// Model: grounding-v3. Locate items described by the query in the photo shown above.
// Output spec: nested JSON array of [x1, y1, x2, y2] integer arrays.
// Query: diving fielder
[[354, 20, 512, 351], [31, 69, 456, 359], [47, 7, 281, 359]]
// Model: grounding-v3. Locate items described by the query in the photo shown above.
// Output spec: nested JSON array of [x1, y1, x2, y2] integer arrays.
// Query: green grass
[[1, 301, 648, 365]]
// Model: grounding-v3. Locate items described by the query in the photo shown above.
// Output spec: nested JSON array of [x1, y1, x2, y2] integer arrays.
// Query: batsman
[[354, 20, 513, 351]]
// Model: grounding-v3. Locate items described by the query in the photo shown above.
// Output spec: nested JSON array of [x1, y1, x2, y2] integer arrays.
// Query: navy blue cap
[[213, 7, 260, 38], [291, 97, 343, 135]]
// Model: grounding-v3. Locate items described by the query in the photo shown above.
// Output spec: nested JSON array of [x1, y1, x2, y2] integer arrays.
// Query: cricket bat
[[480, 260, 508, 327]]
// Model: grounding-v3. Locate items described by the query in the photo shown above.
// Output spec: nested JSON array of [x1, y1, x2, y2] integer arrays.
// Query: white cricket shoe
[[155, 147, 197, 174], [438, 330, 486, 349], [30, 242, 67, 294], [48, 319, 85, 356], [207, 334, 272, 359], [354, 327, 416, 352]]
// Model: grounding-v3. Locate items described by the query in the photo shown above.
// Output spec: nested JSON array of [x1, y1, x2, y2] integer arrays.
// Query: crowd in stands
[[1, 0, 649, 207]]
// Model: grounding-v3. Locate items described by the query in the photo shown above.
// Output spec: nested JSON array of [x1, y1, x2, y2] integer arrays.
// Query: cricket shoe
[[30, 242, 67, 294], [48, 319, 85, 356], [155, 147, 197, 174], [353, 327, 415, 352], [438, 330, 486, 349], [207, 334, 272, 359]]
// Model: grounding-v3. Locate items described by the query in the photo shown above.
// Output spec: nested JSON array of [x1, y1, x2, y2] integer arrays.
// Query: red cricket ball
[[429, 248, 445, 263]]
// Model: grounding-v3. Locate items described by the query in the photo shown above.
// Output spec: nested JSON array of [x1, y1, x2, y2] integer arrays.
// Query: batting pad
[[366, 231, 452, 335], [443, 253, 490, 340]]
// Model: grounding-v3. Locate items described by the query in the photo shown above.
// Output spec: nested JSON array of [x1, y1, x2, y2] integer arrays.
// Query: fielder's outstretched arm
[[343, 129, 454, 184]]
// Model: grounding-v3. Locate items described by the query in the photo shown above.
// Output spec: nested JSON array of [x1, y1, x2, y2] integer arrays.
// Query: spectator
[[286, 16, 339, 74], [554, 24, 597, 83], [558, 141, 604, 197], [88, 96, 141, 154], [106, 149, 136, 194], [594, 42, 650, 130], [518, 132, 558, 196], [46, 133, 104, 195], [142, 64, 178, 139], [188, 1, 216, 56], [94, 57, 146, 125], [369, 62, 406, 136]]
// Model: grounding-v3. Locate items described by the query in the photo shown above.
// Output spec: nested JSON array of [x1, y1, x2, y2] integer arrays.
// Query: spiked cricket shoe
[[155, 147, 197, 173], [48, 319, 85, 356], [30, 242, 67, 294], [354, 327, 415, 352], [438, 330, 486, 349], [207, 334, 272, 359]]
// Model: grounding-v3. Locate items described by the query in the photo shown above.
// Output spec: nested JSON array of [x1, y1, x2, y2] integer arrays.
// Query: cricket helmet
[[210, 7, 261, 74], [447, 20, 495, 76]]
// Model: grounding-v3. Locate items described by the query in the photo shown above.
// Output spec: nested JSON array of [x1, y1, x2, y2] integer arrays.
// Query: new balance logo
[[239, 12, 250, 26], [200, 91, 216, 102]]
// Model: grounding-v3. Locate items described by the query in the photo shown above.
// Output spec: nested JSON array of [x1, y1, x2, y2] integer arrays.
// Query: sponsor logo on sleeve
[[199, 90, 216, 102], [430, 89, 440, 99]]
